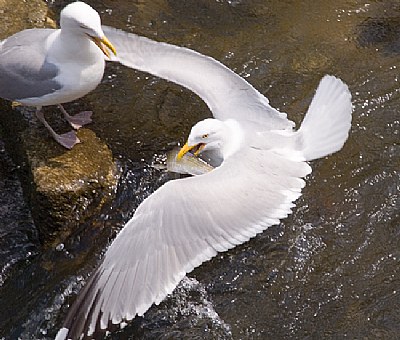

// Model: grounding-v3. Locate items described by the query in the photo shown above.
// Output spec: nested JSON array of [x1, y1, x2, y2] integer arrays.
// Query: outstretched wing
[[57, 146, 311, 339], [103, 26, 294, 130]]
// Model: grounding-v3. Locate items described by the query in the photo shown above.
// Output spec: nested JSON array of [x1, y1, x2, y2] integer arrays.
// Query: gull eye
[[202, 134, 209, 139]]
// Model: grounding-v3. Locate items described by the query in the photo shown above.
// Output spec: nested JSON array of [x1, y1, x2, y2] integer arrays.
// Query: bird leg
[[36, 109, 80, 149], [58, 104, 93, 130]]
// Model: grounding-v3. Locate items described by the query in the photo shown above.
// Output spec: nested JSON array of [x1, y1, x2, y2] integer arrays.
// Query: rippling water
[[1, 0, 399, 339]]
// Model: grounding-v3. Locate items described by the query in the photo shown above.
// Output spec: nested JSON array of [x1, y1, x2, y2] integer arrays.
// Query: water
[[1, 0, 400, 338], [0, 136, 38, 288]]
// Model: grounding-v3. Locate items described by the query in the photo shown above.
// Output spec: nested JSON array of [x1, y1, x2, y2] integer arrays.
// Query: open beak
[[177, 142, 206, 160], [91, 35, 117, 58]]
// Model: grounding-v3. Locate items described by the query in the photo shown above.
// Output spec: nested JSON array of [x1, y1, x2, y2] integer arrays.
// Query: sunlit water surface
[[0, 0, 399, 339]]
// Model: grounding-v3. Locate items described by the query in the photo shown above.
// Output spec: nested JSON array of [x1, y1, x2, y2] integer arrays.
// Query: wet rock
[[0, 103, 119, 246], [0, 1, 119, 244], [28, 128, 118, 245], [357, 17, 400, 54], [291, 50, 331, 74], [0, 131, 38, 287]]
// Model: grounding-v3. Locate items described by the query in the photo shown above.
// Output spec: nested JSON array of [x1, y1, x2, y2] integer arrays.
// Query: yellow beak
[[177, 142, 206, 160], [91, 35, 117, 58], [177, 142, 195, 160]]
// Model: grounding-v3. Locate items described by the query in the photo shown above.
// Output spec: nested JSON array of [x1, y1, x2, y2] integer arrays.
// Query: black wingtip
[[58, 270, 102, 340]]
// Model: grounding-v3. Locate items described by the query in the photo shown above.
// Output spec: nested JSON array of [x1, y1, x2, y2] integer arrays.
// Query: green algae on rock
[[0, 0, 48, 39], [29, 129, 119, 245]]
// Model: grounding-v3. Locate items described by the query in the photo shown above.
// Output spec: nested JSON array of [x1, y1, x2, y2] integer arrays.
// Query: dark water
[[1, 0, 400, 339]]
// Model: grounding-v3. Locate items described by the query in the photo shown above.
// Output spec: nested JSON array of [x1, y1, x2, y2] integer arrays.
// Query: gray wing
[[0, 28, 62, 101], [58, 146, 311, 339], [103, 26, 294, 130]]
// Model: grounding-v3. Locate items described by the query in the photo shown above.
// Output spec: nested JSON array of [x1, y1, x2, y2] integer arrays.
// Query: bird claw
[[54, 130, 81, 149]]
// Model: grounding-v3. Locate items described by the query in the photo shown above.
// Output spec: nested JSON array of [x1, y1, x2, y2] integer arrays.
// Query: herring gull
[[0, 2, 116, 148], [56, 27, 352, 339]]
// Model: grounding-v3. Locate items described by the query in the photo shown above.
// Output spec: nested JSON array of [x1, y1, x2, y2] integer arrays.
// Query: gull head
[[60, 1, 116, 58], [177, 118, 229, 160]]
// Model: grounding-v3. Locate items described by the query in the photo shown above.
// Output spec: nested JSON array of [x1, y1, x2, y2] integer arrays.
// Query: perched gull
[[0, 2, 116, 149], [56, 28, 352, 339]]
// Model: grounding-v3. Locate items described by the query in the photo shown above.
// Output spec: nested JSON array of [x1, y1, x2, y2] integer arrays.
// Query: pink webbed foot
[[53, 130, 81, 149], [58, 105, 93, 129], [66, 111, 93, 130]]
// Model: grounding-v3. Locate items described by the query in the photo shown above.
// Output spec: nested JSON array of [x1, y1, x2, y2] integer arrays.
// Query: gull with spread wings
[[56, 27, 352, 339]]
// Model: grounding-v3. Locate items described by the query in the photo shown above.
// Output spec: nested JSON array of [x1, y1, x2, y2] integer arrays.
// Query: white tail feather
[[297, 75, 352, 161]]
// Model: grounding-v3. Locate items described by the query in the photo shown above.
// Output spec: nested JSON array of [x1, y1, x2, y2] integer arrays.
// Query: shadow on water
[[0, 0, 400, 339]]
